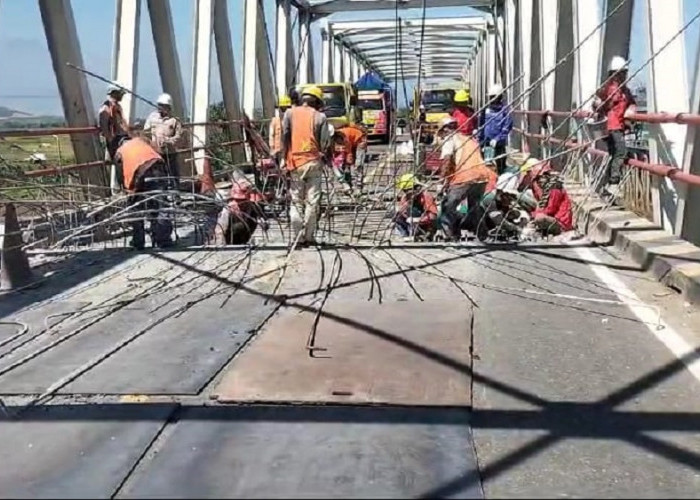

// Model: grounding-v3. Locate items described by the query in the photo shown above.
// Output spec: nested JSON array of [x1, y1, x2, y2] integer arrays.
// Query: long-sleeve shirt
[[398, 191, 438, 222], [451, 107, 477, 136], [478, 103, 513, 146], [143, 111, 183, 153]]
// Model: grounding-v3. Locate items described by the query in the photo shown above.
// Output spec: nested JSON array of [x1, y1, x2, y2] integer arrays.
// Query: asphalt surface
[[1, 144, 700, 498]]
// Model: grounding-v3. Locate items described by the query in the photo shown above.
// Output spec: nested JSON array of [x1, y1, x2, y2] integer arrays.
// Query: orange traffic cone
[[1, 203, 35, 291]]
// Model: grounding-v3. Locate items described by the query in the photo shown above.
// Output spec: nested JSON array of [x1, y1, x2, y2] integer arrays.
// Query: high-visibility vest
[[118, 138, 162, 192], [449, 134, 493, 187], [288, 106, 321, 170], [269, 116, 282, 154]]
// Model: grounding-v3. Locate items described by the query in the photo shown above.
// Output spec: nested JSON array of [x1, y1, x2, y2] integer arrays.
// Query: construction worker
[[331, 123, 368, 191], [281, 86, 331, 246], [593, 56, 637, 197], [438, 117, 494, 241], [98, 85, 130, 160], [479, 83, 513, 175], [523, 161, 573, 237], [269, 95, 292, 164], [113, 135, 174, 250], [215, 174, 268, 244], [452, 89, 476, 136], [393, 173, 438, 241], [144, 93, 183, 186]]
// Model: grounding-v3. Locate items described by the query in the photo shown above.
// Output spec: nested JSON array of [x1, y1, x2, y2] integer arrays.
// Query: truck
[[412, 82, 469, 145], [294, 82, 362, 128], [354, 72, 394, 143]]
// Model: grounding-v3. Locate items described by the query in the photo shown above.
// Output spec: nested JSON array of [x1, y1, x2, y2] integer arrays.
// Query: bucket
[[584, 117, 608, 141]]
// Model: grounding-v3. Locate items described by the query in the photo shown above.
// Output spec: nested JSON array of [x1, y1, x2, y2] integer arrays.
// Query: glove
[[489, 139, 497, 148]]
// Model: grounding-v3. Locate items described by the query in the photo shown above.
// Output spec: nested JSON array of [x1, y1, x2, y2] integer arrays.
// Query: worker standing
[[281, 86, 331, 246], [99, 86, 130, 194], [451, 89, 476, 136], [439, 117, 494, 241], [144, 93, 183, 187], [593, 56, 636, 197], [479, 84, 513, 175], [113, 136, 174, 250], [269, 95, 292, 165]]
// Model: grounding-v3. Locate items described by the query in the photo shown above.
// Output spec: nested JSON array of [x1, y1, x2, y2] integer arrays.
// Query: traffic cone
[[1, 203, 35, 291]]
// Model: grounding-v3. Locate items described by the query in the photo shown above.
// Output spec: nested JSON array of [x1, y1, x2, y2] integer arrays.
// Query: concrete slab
[[118, 405, 482, 499], [62, 291, 276, 395], [214, 300, 472, 406], [0, 403, 175, 498]]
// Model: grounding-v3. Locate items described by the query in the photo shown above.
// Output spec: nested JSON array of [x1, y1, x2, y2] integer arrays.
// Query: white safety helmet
[[608, 56, 629, 72], [157, 93, 173, 107], [496, 172, 520, 195], [438, 116, 457, 131], [488, 83, 504, 97], [328, 124, 335, 137], [107, 84, 124, 96]]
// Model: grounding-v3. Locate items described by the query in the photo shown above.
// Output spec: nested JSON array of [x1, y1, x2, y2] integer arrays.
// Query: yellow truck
[[295, 82, 362, 128], [412, 82, 469, 143]]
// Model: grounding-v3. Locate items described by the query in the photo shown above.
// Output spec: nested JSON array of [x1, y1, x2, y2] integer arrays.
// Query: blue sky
[[0, 0, 698, 117]]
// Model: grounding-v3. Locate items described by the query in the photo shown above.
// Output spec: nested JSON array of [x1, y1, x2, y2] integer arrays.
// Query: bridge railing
[[512, 109, 700, 221]]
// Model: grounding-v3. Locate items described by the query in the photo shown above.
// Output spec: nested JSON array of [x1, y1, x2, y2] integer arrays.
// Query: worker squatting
[[95, 54, 634, 247]]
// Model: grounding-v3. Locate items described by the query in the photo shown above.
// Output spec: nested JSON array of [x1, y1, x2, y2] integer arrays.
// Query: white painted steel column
[[540, 0, 557, 112], [526, 0, 543, 155], [645, 0, 688, 232], [214, 0, 244, 163], [321, 24, 333, 82], [517, 0, 533, 151], [147, 0, 186, 120], [573, 0, 601, 106], [256, 1, 275, 117], [39, 0, 103, 187], [505, 0, 516, 94], [275, 0, 293, 96], [191, 0, 214, 175], [243, 0, 259, 118], [599, 0, 634, 82], [487, 27, 496, 88], [679, 24, 700, 245], [552, 0, 574, 143], [343, 47, 352, 83], [297, 11, 312, 85], [112, 0, 141, 123], [333, 40, 343, 82]]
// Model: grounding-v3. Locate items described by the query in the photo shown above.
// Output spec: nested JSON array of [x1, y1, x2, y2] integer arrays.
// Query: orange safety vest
[[269, 116, 282, 154], [287, 106, 321, 170], [117, 138, 162, 192], [337, 125, 366, 165], [449, 134, 493, 187]]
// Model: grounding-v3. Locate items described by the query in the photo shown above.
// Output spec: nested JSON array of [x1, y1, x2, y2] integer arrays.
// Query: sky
[[0, 0, 698, 118]]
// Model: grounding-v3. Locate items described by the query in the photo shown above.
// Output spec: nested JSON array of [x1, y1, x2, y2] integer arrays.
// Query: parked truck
[[412, 82, 469, 144], [294, 82, 362, 128], [354, 72, 394, 144]]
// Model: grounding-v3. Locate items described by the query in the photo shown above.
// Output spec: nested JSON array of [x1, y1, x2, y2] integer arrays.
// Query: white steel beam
[[243, 0, 275, 118], [321, 24, 333, 82], [275, 0, 294, 96], [333, 41, 343, 82], [573, 0, 601, 106], [552, 0, 574, 141], [309, 0, 491, 15], [190, 0, 214, 175], [540, 0, 557, 112], [526, 0, 544, 155], [147, 0, 186, 120], [112, 0, 141, 123], [599, 0, 634, 83], [342, 47, 351, 83], [257, 1, 276, 117], [214, 0, 244, 163], [679, 18, 700, 245], [39, 0, 104, 187], [297, 10, 312, 85], [645, 0, 687, 231]]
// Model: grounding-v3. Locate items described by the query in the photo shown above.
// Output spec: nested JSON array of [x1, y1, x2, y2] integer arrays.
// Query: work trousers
[[129, 164, 173, 249], [534, 214, 563, 237], [441, 181, 486, 241], [289, 160, 323, 244], [605, 130, 626, 185]]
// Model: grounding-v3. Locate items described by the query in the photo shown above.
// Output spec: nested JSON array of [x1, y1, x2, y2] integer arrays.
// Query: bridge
[[2, 0, 700, 497]]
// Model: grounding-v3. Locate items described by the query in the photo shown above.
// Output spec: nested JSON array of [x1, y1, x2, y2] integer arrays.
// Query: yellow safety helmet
[[520, 157, 541, 173], [454, 89, 471, 103], [278, 95, 292, 107], [302, 85, 324, 101], [396, 173, 418, 191]]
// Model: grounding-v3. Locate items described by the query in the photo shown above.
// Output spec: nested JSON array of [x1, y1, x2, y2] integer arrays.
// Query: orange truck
[[357, 89, 393, 144]]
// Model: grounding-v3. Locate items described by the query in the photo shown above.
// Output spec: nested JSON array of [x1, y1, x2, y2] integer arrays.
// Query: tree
[[207, 101, 236, 173]]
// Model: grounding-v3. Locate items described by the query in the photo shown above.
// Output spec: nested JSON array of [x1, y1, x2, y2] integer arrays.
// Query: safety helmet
[[107, 84, 125, 96], [454, 89, 471, 103], [278, 95, 292, 108], [608, 56, 629, 72], [438, 116, 458, 131], [488, 83, 504, 97], [302, 85, 324, 101], [230, 180, 253, 201], [156, 93, 173, 106], [396, 173, 418, 191], [520, 157, 542, 173], [328, 124, 335, 137], [496, 172, 520, 195]]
